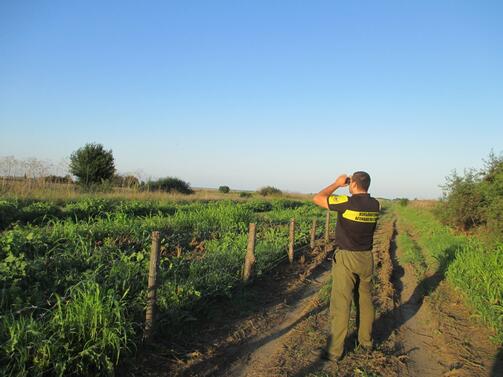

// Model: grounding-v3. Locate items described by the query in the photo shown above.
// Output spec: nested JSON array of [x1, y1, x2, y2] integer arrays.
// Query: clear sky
[[1, 1, 502, 199]]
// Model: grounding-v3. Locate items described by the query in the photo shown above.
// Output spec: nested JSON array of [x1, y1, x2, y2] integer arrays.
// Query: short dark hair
[[352, 171, 371, 191]]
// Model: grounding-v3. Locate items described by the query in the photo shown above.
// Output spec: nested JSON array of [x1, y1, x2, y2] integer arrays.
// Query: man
[[312, 171, 380, 361]]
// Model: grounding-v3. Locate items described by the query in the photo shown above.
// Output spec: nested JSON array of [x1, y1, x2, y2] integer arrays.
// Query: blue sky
[[1, 1, 502, 198]]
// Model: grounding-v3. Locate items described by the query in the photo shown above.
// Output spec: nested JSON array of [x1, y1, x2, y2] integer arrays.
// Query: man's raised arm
[[313, 175, 349, 209]]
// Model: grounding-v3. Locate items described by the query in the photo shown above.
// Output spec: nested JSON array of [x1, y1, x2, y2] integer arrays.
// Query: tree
[[69, 143, 115, 187], [218, 185, 230, 193]]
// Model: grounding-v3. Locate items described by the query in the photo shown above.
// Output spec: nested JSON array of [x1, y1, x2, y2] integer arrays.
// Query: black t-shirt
[[327, 193, 380, 251]]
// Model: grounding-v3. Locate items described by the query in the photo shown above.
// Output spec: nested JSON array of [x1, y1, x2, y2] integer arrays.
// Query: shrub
[[239, 192, 252, 198], [0, 200, 20, 230], [146, 177, 193, 194], [218, 186, 230, 194], [270, 199, 303, 210], [43, 175, 73, 184], [242, 200, 273, 212], [258, 186, 282, 196], [397, 198, 409, 207], [69, 143, 116, 187], [437, 169, 484, 230], [112, 175, 140, 188], [436, 151, 503, 239], [21, 201, 62, 224]]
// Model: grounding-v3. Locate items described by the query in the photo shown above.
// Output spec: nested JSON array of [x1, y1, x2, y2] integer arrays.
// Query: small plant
[[218, 186, 230, 194]]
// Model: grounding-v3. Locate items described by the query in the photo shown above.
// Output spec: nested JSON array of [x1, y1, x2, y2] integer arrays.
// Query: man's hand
[[313, 174, 348, 209], [335, 174, 349, 187]]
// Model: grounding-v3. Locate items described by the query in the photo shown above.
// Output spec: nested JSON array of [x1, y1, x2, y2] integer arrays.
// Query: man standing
[[312, 171, 380, 361]]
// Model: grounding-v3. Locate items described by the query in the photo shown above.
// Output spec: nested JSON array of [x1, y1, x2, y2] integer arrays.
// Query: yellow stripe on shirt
[[328, 195, 349, 205], [342, 209, 379, 223]]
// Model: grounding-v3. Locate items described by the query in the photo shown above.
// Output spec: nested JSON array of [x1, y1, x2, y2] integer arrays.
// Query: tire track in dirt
[[211, 213, 404, 377], [222, 267, 332, 377], [393, 220, 502, 377]]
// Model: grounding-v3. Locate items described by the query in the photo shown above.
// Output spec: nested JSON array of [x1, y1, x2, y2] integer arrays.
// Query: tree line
[[2, 143, 284, 196]]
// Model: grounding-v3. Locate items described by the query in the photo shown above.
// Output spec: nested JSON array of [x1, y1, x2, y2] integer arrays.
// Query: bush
[[258, 186, 282, 196], [242, 200, 273, 212], [146, 177, 193, 195], [436, 169, 484, 230], [239, 192, 252, 198], [436, 151, 503, 239], [44, 175, 73, 184], [218, 186, 230, 194], [0, 200, 19, 230], [270, 199, 304, 210], [112, 175, 140, 188], [397, 198, 409, 207], [69, 143, 116, 187]]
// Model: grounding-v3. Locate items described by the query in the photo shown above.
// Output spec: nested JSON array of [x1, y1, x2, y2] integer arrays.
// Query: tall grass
[[1, 180, 311, 202], [394, 204, 503, 343], [1, 282, 133, 376]]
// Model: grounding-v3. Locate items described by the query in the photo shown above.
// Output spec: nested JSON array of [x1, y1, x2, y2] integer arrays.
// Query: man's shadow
[[491, 346, 503, 377]]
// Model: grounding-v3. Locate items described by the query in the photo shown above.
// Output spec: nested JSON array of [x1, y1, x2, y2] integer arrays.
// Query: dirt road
[[135, 213, 502, 377]]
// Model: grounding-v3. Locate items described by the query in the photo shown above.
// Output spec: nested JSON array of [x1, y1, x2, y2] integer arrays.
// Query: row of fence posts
[[143, 210, 332, 341]]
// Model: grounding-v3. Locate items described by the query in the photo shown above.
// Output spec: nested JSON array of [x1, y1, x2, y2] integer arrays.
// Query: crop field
[[0, 197, 327, 376]]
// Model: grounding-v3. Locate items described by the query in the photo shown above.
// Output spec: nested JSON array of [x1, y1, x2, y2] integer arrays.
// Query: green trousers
[[327, 249, 374, 358]]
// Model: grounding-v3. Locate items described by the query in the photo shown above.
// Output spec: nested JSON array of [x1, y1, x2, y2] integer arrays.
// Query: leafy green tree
[[218, 185, 230, 193], [69, 143, 115, 187]]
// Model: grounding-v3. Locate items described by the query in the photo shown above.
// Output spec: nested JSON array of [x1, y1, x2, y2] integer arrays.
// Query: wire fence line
[[144, 211, 335, 340]]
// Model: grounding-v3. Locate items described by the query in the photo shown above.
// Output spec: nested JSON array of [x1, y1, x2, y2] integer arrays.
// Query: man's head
[[349, 171, 371, 194]]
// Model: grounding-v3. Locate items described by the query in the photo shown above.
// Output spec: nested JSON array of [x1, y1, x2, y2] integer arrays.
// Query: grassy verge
[[394, 204, 503, 343], [395, 232, 427, 278]]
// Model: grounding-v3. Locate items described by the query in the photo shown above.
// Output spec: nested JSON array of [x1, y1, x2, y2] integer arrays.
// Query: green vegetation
[[143, 177, 194, 194], [218, 185, 230, 193], [435, 151, 503, 242], [258, 186, 282, 196], [396, 198, 409, 207], [394, 204, 503, 343], [0, 197, 326, 375], [69, 143, 116, 188], [395, 232, 427, 278]]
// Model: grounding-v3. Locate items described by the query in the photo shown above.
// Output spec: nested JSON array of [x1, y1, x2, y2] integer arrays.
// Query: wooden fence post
[[325, 210, 331, 249], [144, 231, 160, 342], [288, 218, 295, 263], [243, 223, 256, 283], [310, 218, 317, 250]]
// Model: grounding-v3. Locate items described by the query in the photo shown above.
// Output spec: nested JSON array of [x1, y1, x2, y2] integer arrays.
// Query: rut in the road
[[391, 220, 501, 377]]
